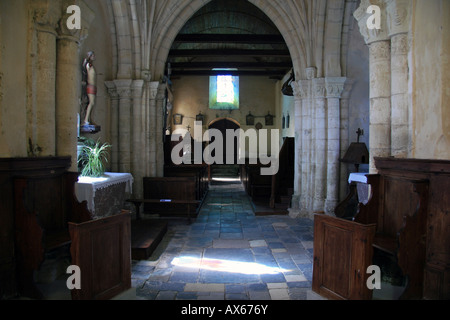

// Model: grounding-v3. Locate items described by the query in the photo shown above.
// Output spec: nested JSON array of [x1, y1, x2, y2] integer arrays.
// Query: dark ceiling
[[167, 0, 293, 80]]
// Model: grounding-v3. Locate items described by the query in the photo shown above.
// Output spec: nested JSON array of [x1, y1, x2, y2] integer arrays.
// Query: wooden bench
[[12, 157, 93, 299], [69, 210, 131, 300], [136, 176, 204, 221], [164, 164, 209, 200], [127, 198, 200, 223], [313, 157, 450, 300]]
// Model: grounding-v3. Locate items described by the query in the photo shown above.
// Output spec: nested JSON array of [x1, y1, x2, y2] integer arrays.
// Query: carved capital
[[325, 77, 347, 99], [386, 0, 411, 37], [57, 0, 95, 44], [312, 78, 326, 99], [105, 81, 119, 100], [32, 0, 62, 34], [291, 80, 310, 100], [354, 0, 390, 44], [113, 79, 133, 99], [149, 81, 160, 100]]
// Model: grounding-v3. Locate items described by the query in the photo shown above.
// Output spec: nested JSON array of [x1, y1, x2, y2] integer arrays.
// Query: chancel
[[0, 0, 449, 302]]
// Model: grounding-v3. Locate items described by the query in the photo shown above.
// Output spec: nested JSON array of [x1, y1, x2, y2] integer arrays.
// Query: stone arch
[[208, 117, 241, 128], [150, 0, 305, 81], [109, 0, 134, 79]]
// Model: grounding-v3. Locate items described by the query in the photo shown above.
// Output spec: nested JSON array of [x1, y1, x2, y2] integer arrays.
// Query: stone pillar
[[325, 77, 346, 214], [105, 81, 120, 172], [114, 79, 133, 173], [131, 80, 144, 197], [354, 0, 392, 173], [299, 78, 313, 215], [32, 1, 61, 156], [147, 81, 160, 177], [368, 40, 391, 173], [55, 21, 82, 172], [155, 82, 166, 177], [289, 80, 304, 215], [339, 79, 354, 199], [387, 0, 411, 158], [312, 78, 327, 212]]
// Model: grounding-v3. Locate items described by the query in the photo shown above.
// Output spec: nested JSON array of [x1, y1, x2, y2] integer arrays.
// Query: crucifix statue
[[81, 51, 101, 133]]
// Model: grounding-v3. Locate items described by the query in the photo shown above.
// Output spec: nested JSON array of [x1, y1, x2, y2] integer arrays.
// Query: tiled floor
[[131, 179, 315, 300]]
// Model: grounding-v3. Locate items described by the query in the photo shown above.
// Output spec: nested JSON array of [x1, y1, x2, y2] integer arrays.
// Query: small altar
[[75, 172, 134, 219]]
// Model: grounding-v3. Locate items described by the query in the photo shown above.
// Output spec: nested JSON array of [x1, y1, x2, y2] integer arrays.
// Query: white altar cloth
[[75, 172, 134, 213], [348, 172, 368, 184]]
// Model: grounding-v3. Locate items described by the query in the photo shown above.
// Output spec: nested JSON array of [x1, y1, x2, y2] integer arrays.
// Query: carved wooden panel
[[69, 211, 131, 300], [313, 214, 376, 300]]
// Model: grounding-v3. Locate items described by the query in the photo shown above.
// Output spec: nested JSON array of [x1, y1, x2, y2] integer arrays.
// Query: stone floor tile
[[269, 288, 290, 300], [184, 283, 225, 293], [249, 239, 267, 247]]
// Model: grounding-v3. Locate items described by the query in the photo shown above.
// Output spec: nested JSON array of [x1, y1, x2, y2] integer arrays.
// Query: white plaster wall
[[411, 0, 450, 159], [79, 1, 114, 153], [0, 0, 29, 157], [171, 75, 279, 158], [346, 19, 370, 171]]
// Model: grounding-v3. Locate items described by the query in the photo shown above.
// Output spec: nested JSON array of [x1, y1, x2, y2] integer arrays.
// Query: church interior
[[0, 0, 449, 301]]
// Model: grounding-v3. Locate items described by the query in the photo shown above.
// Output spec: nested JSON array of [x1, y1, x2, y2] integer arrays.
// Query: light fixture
[[196, 112, 204, 123], [246, 112, 255, 125], [265, 112, 274, 126]]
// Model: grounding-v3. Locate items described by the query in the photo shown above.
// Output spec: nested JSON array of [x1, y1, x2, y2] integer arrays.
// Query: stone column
[[155, 82, 166, 177], [354, 0, 392, 173], [147, 81, 160, 177], [325, 77, 346, 214], [299, 78, 313, 215], [105, 81, 120, 172], [289, 80, 304, 216], [312, 78, 327, 212], [131, 80, 144, 197], [31, 1, 61, 156], [339, 79, 354, 199], [368, 40, 391, 173], [114, 79, 133, 173], [55, 18, 82, 172], [387, 0, 411, 158]]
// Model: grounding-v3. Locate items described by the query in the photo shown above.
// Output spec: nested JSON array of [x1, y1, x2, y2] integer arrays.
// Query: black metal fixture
[[196, 112, 205, 123], [265, 112, 274, 126], [341, 128, 369, 172], [246, 112, 255, 125]]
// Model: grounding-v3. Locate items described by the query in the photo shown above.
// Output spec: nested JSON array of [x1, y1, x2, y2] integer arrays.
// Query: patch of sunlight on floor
[[172, 256, 290, 275]]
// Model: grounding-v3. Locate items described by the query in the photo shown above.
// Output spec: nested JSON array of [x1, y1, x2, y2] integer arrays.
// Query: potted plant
[[77, 137, 111, 177]]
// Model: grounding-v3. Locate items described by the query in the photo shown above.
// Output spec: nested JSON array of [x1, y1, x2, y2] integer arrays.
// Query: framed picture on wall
[[173, 113, 183, 125]]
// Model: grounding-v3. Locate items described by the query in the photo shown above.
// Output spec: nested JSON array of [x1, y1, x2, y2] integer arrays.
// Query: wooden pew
[[164, 164, 209, 201], [69, 210, 131, 300], [10, 157, 93, 299], [7, 156, 132, 300], [139, 176, 203, 220], [313, 157, 450, 300], [240, 138, 294, 212]]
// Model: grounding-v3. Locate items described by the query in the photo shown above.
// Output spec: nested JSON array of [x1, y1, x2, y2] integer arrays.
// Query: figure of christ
[[82, 51, 97, 126]]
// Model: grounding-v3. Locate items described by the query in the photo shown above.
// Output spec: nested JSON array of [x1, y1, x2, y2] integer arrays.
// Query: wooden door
[[312, 214, 376, 300], [208, 118, 240, 164]]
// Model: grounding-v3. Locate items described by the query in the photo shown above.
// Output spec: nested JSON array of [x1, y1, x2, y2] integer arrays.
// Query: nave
[[131, 179, 315, 300]]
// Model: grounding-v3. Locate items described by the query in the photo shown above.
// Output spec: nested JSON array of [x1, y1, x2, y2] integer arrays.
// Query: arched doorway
[[208, 118, 240, 178]]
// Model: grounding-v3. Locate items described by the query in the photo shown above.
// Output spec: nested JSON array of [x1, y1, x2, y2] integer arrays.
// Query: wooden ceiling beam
[[173, 34, 286, 44], [169, 61, 292, 69], [168, 49, 291, 58]]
